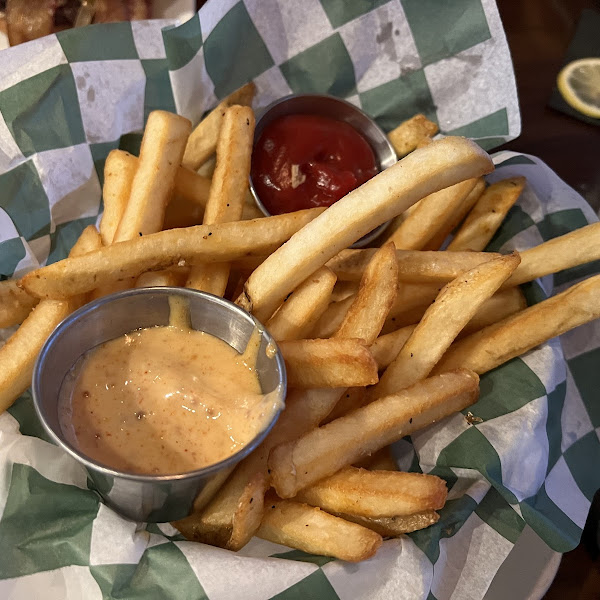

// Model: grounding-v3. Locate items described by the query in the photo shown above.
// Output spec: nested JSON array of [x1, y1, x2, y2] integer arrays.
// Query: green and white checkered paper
[[1, 1, 598, 598]]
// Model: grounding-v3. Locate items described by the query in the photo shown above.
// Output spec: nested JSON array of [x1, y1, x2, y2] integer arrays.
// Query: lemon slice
[[557, 57, 600, 119]]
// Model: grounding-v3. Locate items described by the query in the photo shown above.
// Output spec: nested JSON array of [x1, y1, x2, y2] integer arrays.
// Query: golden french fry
[[257, 497, 382, 563], [0, 226, 102, 414], [447, 177, 526, 251], [385, 178, 479, 250], [435, 273, 600, 375], [330, 280, 360, 302], [322, 387, 367, 424], [279, 338, 379, 388], [460, 286, 527, 336], [387, 114, 439, 158], [174, 471, 268, 551], [328, 248, 501, 283], [186, 106, 256, 295], [504, 221, 600, 288], [113, 111, 192, 242], [100, 149, 137, 245], [20, 209, 324, 300], [266, 266, 337, 341], [310, 295, 355, 339], [371, 253, 520, 398], [370, 325, 417, 371], [333, 243, 398, 344], [268, 369, 479, 498], [192, 466, 236, 513], [237, 137, 494, 321], [174, 166, 212, 209], [354, 446, 398, 471], [422, 178, 486, 250], [295, 467, 447, 518], [135, 269, 180, 288], [182, 82, 256, 170], [387, 282, 443, 321], [337, 511, 440, 537], [0, 280, 38, 328]]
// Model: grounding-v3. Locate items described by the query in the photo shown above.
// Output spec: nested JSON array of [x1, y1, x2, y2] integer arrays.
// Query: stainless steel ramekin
[[249, 93, 397, 247], [32, 287, 286, 523]]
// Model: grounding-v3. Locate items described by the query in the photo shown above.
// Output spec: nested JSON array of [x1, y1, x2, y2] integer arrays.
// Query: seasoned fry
[[447, 177, 526, 251], [434, 273, 600, 375], [186, 106, 255, 295], [323, 387, 367, 424], [174, 165, 212, 209], [333, 243, 398, 344], [268, 369, 479, 498], [100, 149, 137, 245], [113, 111, 192, 242], [337, 511, 440, 537], [385, 178, 479, 250], [279, 338, 379, 388], [310, 295, 355, 339], [371, 253, 520, 398], [0, 226, 102, 414], [504, 221, 600, 288], [422, 177, 486, 250], [370, 325, 416, 371], [20, 209, 324, 300], [387, 114, 439, 157], [266, 267, 337, 341], [328, 248, 500, 283], [460, 286, 527, 336], [0, 280, 38, 328], [182, 82, 256, 170], [257, 497, 382, 563], [295, 467, 447, 517], [237, 137, 494, 321]]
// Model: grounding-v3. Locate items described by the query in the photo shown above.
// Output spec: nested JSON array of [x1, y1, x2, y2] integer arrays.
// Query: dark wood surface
[[496, 0, 600, 211]]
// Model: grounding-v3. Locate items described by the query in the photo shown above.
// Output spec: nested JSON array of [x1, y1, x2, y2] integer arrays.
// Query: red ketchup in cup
[[251, 114, 378, 215]]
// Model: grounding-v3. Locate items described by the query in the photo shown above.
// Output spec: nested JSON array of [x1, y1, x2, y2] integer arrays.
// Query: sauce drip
[[251, 114, 378, 214]]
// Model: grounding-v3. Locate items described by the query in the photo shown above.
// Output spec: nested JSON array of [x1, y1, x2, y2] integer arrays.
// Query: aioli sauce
[[58, 323, 279, 475], [251, 114, 378, 214]]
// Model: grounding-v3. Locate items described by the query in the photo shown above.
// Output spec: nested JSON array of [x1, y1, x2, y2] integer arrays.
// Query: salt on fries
[[2, 85, 600, 563]]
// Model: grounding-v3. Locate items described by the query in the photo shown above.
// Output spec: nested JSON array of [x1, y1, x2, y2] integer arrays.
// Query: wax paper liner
[[1, 1, 599, 599]]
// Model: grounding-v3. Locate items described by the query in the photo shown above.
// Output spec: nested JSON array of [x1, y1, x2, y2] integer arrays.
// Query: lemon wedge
[[557, 57, 600, 119]]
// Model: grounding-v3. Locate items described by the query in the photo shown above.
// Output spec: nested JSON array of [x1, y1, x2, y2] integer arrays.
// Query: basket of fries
[[1, 1, 599, 598]]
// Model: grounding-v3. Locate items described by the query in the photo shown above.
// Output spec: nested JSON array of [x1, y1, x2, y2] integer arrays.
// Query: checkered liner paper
[[0, 1, 598, 598]]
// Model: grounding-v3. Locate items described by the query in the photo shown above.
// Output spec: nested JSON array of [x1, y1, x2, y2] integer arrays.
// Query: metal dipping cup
[[249, 93, 397, 248], [32, 287, 287, 523]]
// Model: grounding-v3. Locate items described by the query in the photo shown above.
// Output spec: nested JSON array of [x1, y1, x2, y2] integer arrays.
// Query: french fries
[[385, 178, 479, 250], [266, 267, 337, 341], [268, 369, 479, 498], [0, 226, 101, 413], [280, 338, 379, 388], [186, 105, 255, 295], [20, 209, 324, 299], [113, 111, 192, 242], [257, 496, 382, 562], [435, 273, 600, 375], [182, 82, 256, 170], [295, 467, 447, 518], [6, 97, 600, 567], [237, 137, 494, 321], [371, 253, 520, 398], [447, 177, 526, 251], [387, 114, 439, 158], [0, 280, 38, 328]]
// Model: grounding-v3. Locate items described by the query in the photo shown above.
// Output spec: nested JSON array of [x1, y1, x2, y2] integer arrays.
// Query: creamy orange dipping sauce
[[58, 325, 279, 475]]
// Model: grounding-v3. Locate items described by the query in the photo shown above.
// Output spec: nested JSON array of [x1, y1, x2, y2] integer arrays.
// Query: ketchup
[[251, 114, 378, 214]]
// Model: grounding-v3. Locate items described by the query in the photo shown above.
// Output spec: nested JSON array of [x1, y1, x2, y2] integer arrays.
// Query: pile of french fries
[[2, 82, 600, 563]]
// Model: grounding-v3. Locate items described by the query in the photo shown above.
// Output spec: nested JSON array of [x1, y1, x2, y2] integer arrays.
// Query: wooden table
[[496, 0, 600, 212]]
